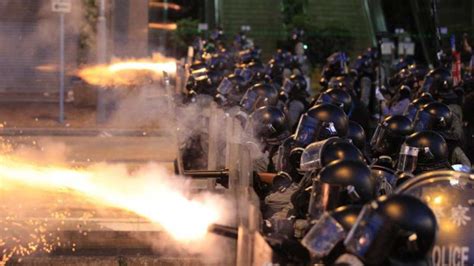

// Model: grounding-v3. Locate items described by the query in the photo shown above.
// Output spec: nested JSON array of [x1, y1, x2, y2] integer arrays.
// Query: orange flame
[[0, 154, 221, 242], [149, 2, 181, 11], [148, 23, 178, 31], [77, 53, 177, 87]]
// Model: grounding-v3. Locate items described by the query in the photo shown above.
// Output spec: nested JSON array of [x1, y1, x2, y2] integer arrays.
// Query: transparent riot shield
[[396, 170, 474, 266]]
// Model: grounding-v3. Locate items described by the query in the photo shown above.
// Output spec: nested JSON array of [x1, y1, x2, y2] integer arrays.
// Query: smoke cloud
[[0, 141, 236, 264], [0, 0, 84, 93]]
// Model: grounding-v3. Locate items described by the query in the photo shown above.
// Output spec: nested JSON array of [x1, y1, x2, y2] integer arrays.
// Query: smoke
[[0, 0, 84, 92], [0, 140, 237, 264]]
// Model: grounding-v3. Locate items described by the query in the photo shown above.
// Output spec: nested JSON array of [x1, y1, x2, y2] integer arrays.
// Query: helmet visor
[[294, 114, 320, 146], [421, 76, 434, 93], [240, 89, 259, 113], [412, 110, 433, 132], [239, 68, 253, 83], [397, 144, 419, 174], [369, 125, 387, 148], [302, 212, 346, 258], [344, 204, 391, 262], [217, 78, 233, 95], [404, 103, 419, 122], [308, 181, 343, 220], [281, 78, 294, 95], [299, 138, 334, 172], [317, 93, 346, 110]]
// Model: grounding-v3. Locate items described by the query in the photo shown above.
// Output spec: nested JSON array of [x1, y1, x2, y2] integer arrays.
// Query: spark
[[0, 155, 222, 242]]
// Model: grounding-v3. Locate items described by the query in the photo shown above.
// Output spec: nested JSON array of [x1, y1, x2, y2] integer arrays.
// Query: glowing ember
[[0, 155, 221, 243], [77, 53, 176, 87]]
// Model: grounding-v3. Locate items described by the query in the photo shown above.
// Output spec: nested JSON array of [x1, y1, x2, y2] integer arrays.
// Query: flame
[[149, 2, 181, 11], [148, 23, 178, 31], [35, 64, 58, 73], [0, 154, 221, 242], [77, 53, 176, 87]]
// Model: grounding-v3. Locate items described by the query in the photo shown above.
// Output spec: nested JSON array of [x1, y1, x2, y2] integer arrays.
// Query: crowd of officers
[[180, 29, 474, 265]]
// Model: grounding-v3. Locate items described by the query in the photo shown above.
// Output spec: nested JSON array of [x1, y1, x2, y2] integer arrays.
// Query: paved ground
[[0, 102, 235, 265], [0, 102, 99, 129]]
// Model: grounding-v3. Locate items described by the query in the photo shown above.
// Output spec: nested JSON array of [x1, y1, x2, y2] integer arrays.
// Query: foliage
[[78, 0, 98, 65], [281, 0, 308, 25], [281, 2, 354, 66], [170, 18, 200, 57]]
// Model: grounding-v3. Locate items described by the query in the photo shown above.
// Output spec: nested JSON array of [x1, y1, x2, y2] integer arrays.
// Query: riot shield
[[396, 170, 474, 266]]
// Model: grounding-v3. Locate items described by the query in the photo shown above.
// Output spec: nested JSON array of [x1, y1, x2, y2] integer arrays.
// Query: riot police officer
[[246, 106, 290, 199], [263, 137, 365, 227], [404, 92, 434, 122], [344, 194, 437, 265], [279, 74, 310, 129], [370, 115, 414, 165], [413, 102, 471, 166], [293, 103, 349, 148], [380, 85, 411, 117], [348, 121, 371, 162], [314, 88, 353, 115], [397, 130, 452, 175], [302, 205, 363, 264], [290, 138, 366, 219], [306, 160, 375, 220], [239, 82, 279, 115], [321, 75, 371, 133], [214, 73, 248, 107], [320, 52, 349, 88]]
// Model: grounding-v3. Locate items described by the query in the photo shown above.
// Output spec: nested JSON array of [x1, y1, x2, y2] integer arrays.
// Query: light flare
[[0, 154, 221, 242], [77, 53, 177, 87]]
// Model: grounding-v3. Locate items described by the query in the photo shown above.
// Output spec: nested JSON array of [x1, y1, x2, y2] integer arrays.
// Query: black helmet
[[320, 52, 348, 87], [370, 115, 414, 158], [327, 75, 353, 91], [347, 121, 366, 152], [308, 160, 375, 220], [397, 130, 449, 175], [389, 68, 411, 88], [370, 165, 397, 196], [246, 106, 289, 146], [398, 85, 411, 100], [186, 61, 211, 93], [316, 88, 353, 114], [294, 103, 349, 147], [413, 102, 453, 132], [404, 93, 434, 122], [302, 205, 362, 261], [267, 58, 285, 85], [406, 64, 429, 90], [299, 137, 364, 173], [238, 48, 260, 64], [215, 74, 247, 106], [344, 195, 437, 265], [240, 82, 278, 113], [208, 54, 228, 71], [422, 68, 453, 97], [280, 74, 307, 100], [246, 61, 267, 82]]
